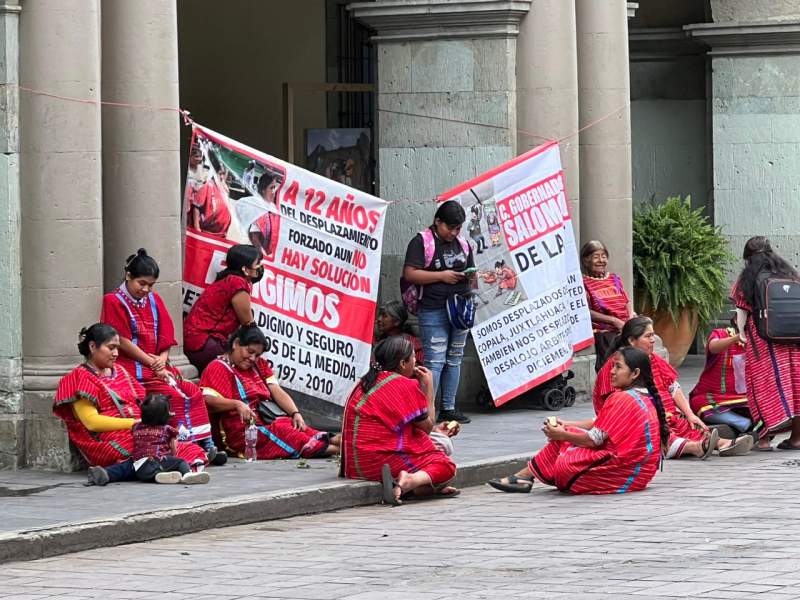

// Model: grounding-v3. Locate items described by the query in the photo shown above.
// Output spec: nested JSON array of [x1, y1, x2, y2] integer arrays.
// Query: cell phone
[[547, 416, 558, 427], [463, 267, 478, 275]]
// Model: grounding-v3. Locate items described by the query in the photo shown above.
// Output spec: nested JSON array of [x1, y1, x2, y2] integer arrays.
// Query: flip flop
[[381, 464, 401, 506], [701, 428, 719, 460], [719, 434, 754, 457], [402, 486, 462, 501], [753, 444, 774, 452], [777, 439, 800, 451], [487, 474, 533, 493]]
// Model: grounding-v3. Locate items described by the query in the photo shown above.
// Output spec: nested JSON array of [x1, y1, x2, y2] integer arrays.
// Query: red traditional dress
[[498, 266, 517, 290], [594, 353, 704, 459], [190, 178, 232, 238], [184, 274, 253, 353], [101, 287, 212, 444], [732, 280, 800, 435], [529, 389, 660, 494], [53, 365, 207, 468], [199, 357, 329, 459], [583, 272, 630, 332], [689, 328, 750, 420], [341, 372, 456, 486]]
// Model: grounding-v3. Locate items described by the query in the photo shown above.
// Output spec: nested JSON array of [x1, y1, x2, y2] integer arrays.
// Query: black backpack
[[751, 272, 800, 344]]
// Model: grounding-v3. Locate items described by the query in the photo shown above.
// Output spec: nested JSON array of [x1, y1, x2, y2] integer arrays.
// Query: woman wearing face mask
[[403, 200, 476, 424], [184, 244, 264, 374], [100, 250, 222, 464], [199, 325, 340, 460]]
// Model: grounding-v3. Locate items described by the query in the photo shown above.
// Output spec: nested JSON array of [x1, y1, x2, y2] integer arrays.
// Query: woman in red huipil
[[54, 323, 208, 485], [199, 325, 340, 460], [488, 347, 667, 495], [688, 318, 752, 435], [100, 249, 223, 464], [581, 240, 635, 372], [731, 236, 800, 451], [374, 300, 424, 365], [184, 244, 263, 374], [594, 317, 752, 459], [341, 335, 458, 505]]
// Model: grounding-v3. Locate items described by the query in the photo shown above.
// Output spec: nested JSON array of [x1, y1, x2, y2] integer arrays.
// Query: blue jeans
[[704, 410, 752, 434], [418, 307, 469, 412]]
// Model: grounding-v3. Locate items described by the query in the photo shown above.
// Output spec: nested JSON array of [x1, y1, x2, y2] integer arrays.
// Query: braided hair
[[360, 335, 414, 393], [617, 346, 670, 455]]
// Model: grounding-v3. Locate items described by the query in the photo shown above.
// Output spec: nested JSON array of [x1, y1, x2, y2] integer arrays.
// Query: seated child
[[130, 394, 210, 484], [375, 300, 424, 364], [688, 318, 752, 435]]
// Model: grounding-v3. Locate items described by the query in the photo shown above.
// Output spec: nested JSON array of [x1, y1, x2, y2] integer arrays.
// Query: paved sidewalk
[[3, 438, 800, 599], [0, 357, 704, 563]]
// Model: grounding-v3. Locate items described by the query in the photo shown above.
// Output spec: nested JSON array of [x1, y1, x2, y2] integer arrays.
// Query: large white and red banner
[[438, 141, 592, 406], [183, 125, 388, 405]]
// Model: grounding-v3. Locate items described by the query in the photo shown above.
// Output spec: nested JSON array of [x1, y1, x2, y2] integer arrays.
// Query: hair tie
[[372, 362, 383, 372]]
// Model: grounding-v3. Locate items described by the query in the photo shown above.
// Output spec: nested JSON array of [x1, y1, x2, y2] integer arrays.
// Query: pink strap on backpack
[[420, 228, 470, 267]]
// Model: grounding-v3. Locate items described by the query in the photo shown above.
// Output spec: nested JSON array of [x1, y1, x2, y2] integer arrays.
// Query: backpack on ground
[[751, 272, 800, 344], [400, 228, 471, 315]]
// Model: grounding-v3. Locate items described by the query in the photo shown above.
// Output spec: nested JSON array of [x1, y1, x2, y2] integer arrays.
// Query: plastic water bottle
[[244, 419, 258, 462], [732, 354, 746, 394]]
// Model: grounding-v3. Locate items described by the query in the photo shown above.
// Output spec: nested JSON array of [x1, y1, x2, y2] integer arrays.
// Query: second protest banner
[[438, 141, 593, 406], [183, 125, 388, 405]]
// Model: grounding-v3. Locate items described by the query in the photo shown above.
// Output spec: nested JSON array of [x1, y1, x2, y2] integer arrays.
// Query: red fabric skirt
[[216, 414, 329, 460]]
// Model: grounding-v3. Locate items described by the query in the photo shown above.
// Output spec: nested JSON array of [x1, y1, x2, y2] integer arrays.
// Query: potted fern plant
[[632, 196, 734, 367]]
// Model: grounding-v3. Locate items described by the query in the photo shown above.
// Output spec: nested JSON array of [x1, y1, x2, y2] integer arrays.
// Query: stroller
[[475, 371, 576, 412]]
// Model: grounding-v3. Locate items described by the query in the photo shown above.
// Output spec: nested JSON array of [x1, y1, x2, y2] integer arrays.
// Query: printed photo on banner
[[437, 141, 593, 406], [183, 125, 388, 406]]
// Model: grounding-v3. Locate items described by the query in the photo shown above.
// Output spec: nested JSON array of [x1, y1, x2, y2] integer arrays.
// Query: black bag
[[752, 272, 800, 344], [257, 400, 287, 425]]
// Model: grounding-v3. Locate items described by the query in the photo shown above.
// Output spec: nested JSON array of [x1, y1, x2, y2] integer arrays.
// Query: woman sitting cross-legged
[[340, 335, 458, 505], [488, 347, 668, 495], [594, 316, 753, 459], [199, 325, 340, 460]]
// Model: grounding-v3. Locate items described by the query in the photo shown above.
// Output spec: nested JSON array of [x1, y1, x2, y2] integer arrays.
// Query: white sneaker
[[155, 471, 182, 484], [181, 471, 210, 485]]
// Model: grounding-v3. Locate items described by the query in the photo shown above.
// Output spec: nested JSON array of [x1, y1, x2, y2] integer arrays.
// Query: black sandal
[[487, 474, 533, 493], [381, 464, 402, 506]]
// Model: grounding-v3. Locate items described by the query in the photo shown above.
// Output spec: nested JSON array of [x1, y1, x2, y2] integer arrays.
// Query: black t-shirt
[[404, 228, 475, 310]]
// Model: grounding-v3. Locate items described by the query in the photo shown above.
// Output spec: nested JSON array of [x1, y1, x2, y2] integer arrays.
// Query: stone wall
[[712, 54, 800, 269]]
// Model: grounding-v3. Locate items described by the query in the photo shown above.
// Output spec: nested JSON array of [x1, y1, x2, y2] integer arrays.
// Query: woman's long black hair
[[612, 315, 654, 353], [215, 244, 263, 282], [617, 346, 670, 456], [736, 236, 799, 308], [360, 335, 414, 393]]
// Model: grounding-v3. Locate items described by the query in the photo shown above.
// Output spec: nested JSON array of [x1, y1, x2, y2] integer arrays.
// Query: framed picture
[[305, 128, 372, 193]]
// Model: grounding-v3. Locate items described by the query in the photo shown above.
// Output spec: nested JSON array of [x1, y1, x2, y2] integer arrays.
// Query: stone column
[[686, 3, 800, 269], [349, 0, 530, 402], [19, 0, 104, 469], [516, 0, 580, 229], [576, 0, 634, 296], [0, 0, 23, 469], [101, 0, 190, 368]]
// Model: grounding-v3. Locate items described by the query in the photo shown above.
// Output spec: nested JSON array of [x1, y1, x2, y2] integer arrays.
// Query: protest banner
[[437, 141, 593, 406], [183, 124, 388, 405]]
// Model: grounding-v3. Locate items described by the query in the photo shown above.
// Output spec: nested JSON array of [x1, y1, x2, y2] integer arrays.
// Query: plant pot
[[651, 309, 698, 368]]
